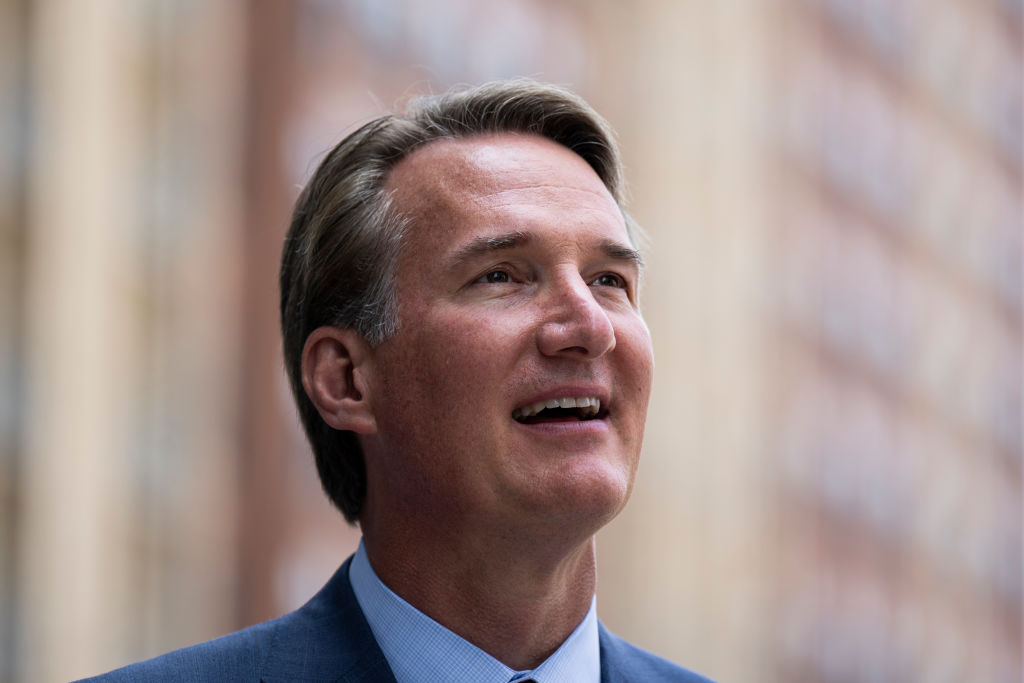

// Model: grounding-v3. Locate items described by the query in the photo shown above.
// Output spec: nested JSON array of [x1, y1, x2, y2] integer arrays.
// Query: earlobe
[[301, 327, 377, 435]]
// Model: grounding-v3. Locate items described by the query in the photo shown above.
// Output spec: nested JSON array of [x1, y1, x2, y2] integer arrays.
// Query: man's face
[[361, 134, 653, 538]]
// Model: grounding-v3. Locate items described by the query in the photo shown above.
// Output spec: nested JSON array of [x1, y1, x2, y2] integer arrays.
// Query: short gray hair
[[280, 79, 630, 523]]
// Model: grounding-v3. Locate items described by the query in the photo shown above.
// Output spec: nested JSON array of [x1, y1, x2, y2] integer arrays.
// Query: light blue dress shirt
[[349, 541, 600, 683]]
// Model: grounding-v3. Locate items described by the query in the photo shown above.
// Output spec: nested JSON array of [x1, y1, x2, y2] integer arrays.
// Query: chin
[[528, 464, 635, 533]]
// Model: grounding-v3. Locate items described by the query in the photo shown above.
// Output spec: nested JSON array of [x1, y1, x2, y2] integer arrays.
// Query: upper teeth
[[512, 396, 601, 420]]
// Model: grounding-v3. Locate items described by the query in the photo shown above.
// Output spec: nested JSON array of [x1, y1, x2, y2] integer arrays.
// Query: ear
[[301, 326, 377, 435]]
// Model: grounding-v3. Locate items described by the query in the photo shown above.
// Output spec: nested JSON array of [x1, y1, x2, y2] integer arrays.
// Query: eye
[[477, 269, 512, 284], [590, 272, 626, 288]]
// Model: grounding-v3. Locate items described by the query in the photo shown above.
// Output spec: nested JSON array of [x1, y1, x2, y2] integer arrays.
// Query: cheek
[[421, 320, 507, 379], [614, 326, 655, 453], [620, 322, 654, 399], [384, 313, 523, 420], [370, 317, 525, 496]]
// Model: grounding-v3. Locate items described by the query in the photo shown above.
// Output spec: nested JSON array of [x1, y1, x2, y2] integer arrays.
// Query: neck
[[360, 516, 598, 670]]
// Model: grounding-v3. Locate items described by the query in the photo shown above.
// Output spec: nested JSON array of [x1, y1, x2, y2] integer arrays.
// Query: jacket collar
[[260, 557, 397, 683], [258, 555, 632, 683]]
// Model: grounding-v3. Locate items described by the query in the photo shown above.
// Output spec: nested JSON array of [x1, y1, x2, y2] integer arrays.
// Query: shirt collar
[[349, 540, 600, 683]]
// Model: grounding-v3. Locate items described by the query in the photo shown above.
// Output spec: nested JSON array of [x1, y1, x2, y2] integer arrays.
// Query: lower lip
[[512, 417, 610, 436]]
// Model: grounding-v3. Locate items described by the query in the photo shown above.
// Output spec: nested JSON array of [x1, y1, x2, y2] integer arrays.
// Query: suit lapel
[[260, 557, 398, 683]]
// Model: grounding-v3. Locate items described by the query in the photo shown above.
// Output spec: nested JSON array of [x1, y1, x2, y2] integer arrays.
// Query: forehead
[[385, 134, 626, 244]]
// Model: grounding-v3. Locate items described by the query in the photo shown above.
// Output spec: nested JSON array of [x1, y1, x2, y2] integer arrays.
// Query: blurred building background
[[0, 0, 1020, 681]]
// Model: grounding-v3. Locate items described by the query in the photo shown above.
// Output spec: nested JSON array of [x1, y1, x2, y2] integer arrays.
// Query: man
[[82, 80, 713, 682]]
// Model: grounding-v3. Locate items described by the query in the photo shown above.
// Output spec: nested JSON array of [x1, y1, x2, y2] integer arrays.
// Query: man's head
[[280, 80, 651, 526]]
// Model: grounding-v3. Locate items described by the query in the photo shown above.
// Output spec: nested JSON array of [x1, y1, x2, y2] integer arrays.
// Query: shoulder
[[598, 623, 716, 683], [74, 617, 282, 682], [75, 557, 392, 682]]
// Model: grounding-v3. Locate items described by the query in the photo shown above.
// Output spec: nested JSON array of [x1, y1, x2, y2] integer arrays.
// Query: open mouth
[[512, 396, 607, 425]]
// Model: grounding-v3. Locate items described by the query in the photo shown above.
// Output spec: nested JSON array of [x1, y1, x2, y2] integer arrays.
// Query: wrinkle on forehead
[[385, 134, 615, 223], [469, 183, 616, 207]]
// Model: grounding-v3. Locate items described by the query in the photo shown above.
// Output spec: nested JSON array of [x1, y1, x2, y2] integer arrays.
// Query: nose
[[536, 273, 616, 359]]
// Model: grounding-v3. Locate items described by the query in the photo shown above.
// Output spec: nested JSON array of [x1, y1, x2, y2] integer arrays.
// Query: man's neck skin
[[359, 505, 599, 671]]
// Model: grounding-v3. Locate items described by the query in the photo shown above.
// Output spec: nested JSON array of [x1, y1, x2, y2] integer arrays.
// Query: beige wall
[[1, 1, 1019, 681]]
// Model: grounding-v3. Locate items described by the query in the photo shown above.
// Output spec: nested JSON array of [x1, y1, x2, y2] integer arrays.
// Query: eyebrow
[[600, 239, 645, 269], [449, 230, 644, 270], [450, 230, 532, 266]]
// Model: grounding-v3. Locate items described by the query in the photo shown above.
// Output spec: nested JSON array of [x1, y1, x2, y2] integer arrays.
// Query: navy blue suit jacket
[[79, 557, 713, 682]]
